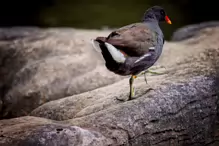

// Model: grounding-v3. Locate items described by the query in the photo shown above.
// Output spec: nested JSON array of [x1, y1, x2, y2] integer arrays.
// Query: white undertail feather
[[91, 39, 101, 53], [91, 40, 126, 63], [104, 42, 126, 63]]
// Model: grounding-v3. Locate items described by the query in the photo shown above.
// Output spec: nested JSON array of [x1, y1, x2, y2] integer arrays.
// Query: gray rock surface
[[0, 116, 109, 146], [171, 21, 219, 42], [0, 28, 123, 118], [0, 26, 219, 146], [32, 26, 219, 121]]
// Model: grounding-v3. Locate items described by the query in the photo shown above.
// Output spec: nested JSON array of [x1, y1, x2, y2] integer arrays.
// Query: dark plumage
[[92, 6, 172, 100]]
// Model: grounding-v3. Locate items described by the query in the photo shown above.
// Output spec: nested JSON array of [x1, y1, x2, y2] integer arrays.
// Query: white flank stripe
[[105, 42, 126, 63], [134, 53, 151, 63], [149, 47, 155, 50]]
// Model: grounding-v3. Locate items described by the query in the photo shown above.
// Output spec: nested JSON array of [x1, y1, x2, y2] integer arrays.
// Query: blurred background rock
[[0, 0, 218, 39]]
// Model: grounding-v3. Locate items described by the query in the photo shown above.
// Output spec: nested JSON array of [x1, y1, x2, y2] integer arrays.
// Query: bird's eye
[[160, 10, 165, 15]]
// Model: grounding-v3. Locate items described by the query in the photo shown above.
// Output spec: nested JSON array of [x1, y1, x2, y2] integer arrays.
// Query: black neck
[[142, 13, 158, 23], [142, 17, 159, 24]]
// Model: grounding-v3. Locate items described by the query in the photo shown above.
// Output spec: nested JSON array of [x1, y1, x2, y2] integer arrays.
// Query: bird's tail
[[91, 37, 106, 53], [91, 37, 126, 63]]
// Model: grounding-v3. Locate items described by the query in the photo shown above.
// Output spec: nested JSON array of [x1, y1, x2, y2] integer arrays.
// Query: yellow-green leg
[[146, 65, 166, 75], [144, 71, 148, 84], [119, 68, 164, 101], [133, 71, 148, 84], [142, 68, 166, 84], [129, 75, 136, 100], [146, 69, 165, 75]]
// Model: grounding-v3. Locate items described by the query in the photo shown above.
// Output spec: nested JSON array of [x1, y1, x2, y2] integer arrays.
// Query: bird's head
[[143, 6, 172, 24]]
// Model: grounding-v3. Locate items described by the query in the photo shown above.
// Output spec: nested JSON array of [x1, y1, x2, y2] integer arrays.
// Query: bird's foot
[[116, 96, 127, 101], [117, 75, 136, 101], [116, 87, 135, 101], [116, 75, 154, 102], [116, 89, 135, 101], [128, 86, 135, 100], [144, 87, 154, 93], [117, 87, 154, 101]]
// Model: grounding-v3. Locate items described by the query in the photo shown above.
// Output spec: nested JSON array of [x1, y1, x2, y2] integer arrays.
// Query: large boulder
[[31, 27, 219, 121], [0, 25, 219, 146], [0, 28, 123, 118], [171, 21, 219, 42], [0, 116, 108, 146]]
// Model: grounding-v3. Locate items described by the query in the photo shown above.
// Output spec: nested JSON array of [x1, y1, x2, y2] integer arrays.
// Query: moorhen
[[92, 6, 172, 100]]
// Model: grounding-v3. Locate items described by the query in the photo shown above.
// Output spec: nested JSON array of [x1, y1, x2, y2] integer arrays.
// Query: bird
[[91, 6, 172, 101]]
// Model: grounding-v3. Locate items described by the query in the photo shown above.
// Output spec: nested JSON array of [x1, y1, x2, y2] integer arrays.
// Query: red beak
[[165, 16, 172, 24]]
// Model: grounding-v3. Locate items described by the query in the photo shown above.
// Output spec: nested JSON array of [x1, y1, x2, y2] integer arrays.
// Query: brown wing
[[105, 23, 157, 57]]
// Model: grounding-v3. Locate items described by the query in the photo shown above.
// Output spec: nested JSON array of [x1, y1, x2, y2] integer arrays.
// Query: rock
[[1, 77, 219, 146], [32, 27, 219, 121], [0, 28, 123, 118], [0, 27, 40, 41], [1, 26, 219, 146], [0, 116, 109, 146], [69, 76, 219, 146], [171, 21, 219, 41]]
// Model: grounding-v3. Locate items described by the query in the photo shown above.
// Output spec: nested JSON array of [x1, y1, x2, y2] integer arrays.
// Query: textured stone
[[0, 28, 122, 118], [171, 21, 219, 41], [32, 27, 219, 121], [1, 25, 219, 146], [0, 116, 110, 146]]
